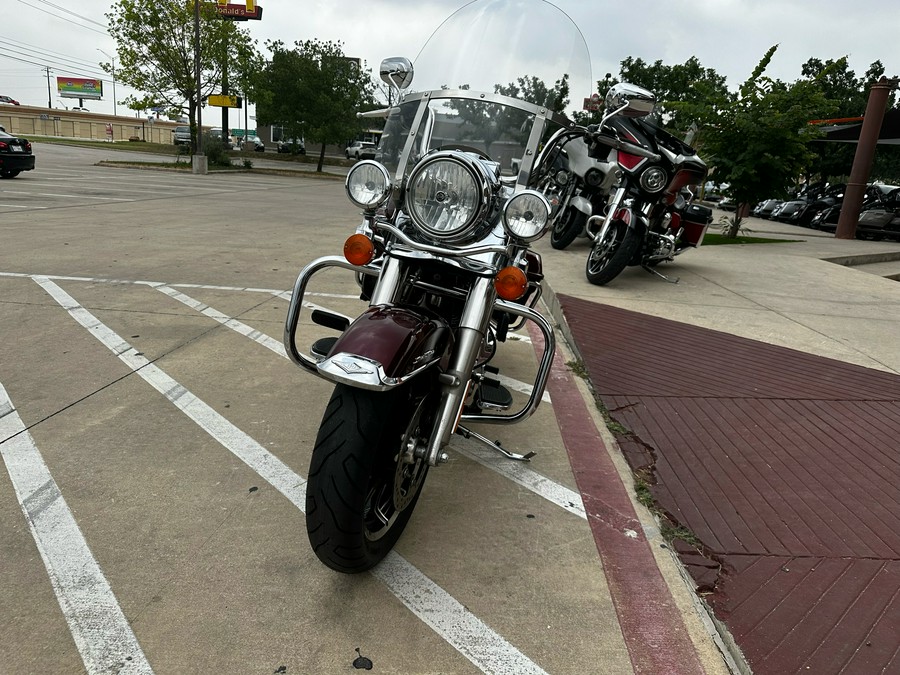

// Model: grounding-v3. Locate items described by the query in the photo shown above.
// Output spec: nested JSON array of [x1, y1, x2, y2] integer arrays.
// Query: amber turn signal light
[[494, 266, 528, 301], [344, 234, 375, 266]]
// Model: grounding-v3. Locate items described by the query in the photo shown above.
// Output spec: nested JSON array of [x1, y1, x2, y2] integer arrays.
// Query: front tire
[[305, 384, 432, 573], [550, 208, 586, 250], [584, 220, 642, 286]]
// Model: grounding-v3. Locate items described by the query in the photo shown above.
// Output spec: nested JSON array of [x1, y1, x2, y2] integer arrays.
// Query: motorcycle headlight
[[639, 166, 668, 193], [345, 160, 391, 209], [503, 189, 551, 242], [406, 153, 492, 242]]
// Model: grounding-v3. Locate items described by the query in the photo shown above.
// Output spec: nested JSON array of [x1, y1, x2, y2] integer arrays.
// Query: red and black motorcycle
[[575, 85, 711, 285]]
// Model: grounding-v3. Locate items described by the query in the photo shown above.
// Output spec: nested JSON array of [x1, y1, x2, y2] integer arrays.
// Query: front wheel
[[305, 384, 432, 573], [550, 208, 586, 250], [585, 220, 642, 286]]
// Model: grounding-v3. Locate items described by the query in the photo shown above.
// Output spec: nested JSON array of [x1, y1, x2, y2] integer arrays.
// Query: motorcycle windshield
[[376, 0, 591, 183]]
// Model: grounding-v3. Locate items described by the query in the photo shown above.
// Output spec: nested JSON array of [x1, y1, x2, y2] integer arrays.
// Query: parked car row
[[751, 182, 900, 240]]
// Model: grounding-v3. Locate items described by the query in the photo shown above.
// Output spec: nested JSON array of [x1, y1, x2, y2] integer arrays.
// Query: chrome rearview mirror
[[380, 57, 414, 92], [604, 83, 656, 118]]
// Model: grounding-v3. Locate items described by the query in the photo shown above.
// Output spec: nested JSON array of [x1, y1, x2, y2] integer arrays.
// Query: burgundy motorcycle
[[283, 0, 590, 573]]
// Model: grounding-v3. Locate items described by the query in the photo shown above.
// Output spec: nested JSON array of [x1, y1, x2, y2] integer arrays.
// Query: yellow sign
[[246, 0, 255, 9], [208, 94, 241, 108]]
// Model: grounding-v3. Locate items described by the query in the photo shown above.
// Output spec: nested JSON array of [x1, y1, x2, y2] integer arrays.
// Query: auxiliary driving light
[[502, 190, 551, 241], [345, 161, 391, 209]]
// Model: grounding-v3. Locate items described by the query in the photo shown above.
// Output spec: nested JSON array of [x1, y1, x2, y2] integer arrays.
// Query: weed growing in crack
[[660, 522, 702, 547], [566, 360, 589, 379], [634, 477, 654, 509]]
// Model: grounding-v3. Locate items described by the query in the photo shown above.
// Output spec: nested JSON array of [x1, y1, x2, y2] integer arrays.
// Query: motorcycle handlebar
[[585, 125, 661, 162]]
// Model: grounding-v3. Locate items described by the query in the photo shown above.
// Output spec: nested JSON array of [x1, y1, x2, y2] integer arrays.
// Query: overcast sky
[[3, 0, 898, 127]]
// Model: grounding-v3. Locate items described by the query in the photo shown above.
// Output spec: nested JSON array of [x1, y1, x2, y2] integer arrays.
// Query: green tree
[[105, 0, 260, 154], [617, 56, 728, 131], [254, 39, 374, 172], [685, 46, 833, 237], [448, 74, 570, 154]]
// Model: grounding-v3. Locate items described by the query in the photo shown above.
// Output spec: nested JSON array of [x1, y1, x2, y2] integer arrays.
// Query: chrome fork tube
[[425, 276, 494, 466], [370, 255, 403, 306], [594, 186, 626, 244]]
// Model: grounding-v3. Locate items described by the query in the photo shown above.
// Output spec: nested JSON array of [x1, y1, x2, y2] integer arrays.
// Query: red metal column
[[835, 77, 899, 239]]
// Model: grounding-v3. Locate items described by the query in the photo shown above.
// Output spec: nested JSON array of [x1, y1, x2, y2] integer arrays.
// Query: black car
[[277, 138, 306, 155], [773, 199, 806, 222], [753, 199, 783, 219], [0, 129, 35, 178]]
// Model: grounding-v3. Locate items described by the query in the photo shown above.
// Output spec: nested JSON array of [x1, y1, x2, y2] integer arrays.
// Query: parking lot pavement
[[0, 146, 734, 674]]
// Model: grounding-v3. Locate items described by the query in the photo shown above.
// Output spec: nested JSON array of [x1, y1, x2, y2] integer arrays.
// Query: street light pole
[[98, 49, 117, 117]]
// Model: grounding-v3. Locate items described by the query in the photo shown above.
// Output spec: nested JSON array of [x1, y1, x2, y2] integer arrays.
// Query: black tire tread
[[585, 223, 642, 286], [305, 385, 424, 573]]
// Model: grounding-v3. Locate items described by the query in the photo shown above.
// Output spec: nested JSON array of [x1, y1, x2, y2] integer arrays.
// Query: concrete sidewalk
[[534, 213, 900, 673]]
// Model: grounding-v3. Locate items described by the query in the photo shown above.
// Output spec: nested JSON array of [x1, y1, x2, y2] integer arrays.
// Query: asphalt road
[[0, 143, 645, 674]]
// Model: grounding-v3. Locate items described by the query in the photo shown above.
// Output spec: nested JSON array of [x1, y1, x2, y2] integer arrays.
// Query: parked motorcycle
[[571, 87, 710, 285], [283, 0, 590, 573], [544, 134, 620, 250]]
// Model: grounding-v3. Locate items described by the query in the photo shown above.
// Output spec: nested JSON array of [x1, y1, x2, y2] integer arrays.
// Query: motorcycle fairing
[[317, 305, 451, 392]]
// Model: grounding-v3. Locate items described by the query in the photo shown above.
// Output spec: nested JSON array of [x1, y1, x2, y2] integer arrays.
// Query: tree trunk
[[317, 143, 326, 172]]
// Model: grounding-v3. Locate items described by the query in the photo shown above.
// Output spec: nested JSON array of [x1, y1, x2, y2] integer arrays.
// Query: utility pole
[[193, 0, 207, 174], [98, 49, 118, 116], [44, 66, 52, 108]]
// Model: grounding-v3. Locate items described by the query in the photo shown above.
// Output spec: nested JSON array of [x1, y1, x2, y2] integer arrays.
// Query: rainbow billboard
[[57, 77, 103, 100]]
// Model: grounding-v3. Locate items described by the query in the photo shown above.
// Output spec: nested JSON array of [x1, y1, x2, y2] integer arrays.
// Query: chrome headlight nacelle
[[405, 151, 495, 244], [345, 160, 392, 210]]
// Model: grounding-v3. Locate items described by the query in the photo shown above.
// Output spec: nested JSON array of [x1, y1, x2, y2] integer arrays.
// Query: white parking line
[[2, 191, 134, 201], [0, 382, 154, 675], [0, 204, 47, 209], [34, 276, 549, 675]]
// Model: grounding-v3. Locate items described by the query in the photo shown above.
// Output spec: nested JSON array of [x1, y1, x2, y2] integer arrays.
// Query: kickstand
[[642, 264, 679, 283], [456, 425, 536, 461]]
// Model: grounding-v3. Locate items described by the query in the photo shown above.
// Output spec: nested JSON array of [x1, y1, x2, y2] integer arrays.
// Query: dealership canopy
[[817, 109, 900, 145]]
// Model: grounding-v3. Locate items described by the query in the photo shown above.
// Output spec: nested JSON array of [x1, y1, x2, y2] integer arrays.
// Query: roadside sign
[[208, 94, 242, 108], [214, 3, 263, 20]]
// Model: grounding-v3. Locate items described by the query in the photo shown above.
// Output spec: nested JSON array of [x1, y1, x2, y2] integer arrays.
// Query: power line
[[0, 34, 109, 73], [27, 0, 109, 29], [0, 45, 107, 79], [0, 47, 106, 80], [15, 0, 109, 37]]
